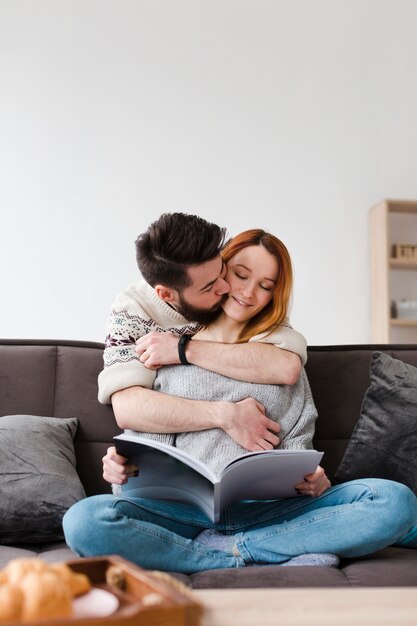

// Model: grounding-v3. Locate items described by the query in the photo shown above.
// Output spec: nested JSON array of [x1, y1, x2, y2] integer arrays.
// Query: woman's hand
[[295, 465, 331, 497], [102, 446, 138, 485]]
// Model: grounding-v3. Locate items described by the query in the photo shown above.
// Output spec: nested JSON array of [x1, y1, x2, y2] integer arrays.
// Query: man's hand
[[295, 466, 331, 497], [222, 398, 281, 451], [102, 446, 138, 485], [135, 332, 180, 369]]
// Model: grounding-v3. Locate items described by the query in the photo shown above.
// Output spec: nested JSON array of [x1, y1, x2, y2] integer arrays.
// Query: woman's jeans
[[63, 479, 417, 574]]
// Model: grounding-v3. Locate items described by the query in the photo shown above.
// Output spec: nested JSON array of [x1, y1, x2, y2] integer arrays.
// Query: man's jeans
[[63, 479, 417, 574]]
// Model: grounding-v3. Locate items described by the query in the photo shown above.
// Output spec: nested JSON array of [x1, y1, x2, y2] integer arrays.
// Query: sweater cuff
[[98, 362, 156, 404]]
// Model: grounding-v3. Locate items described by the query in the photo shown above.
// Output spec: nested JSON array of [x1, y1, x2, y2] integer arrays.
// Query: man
[[98, 212, 307, 451]]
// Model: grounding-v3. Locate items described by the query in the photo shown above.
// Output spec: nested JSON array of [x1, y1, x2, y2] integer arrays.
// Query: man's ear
[[154, 284, 179, 304]]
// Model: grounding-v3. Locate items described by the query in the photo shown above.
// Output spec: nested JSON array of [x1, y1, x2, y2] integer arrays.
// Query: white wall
[[1, 0, 417, 345]]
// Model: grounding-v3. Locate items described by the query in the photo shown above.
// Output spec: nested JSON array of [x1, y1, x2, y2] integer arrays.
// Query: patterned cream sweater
[[98, 280, 308, 404]]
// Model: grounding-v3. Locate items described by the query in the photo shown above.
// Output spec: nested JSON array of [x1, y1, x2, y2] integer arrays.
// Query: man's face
[[175, 256, 230, 324]]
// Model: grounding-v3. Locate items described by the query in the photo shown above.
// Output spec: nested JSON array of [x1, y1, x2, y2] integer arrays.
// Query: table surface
[[194, 587, 417, 626]]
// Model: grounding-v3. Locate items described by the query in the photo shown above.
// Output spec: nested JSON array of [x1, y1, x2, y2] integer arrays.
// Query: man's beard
[[176, 293, 227, 326]]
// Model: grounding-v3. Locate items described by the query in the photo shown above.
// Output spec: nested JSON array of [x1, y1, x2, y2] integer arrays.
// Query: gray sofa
[[1, 339, 416, 588]]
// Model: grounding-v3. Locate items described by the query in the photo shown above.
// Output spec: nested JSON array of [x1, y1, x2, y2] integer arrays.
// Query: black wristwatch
[[178, 334, 193, 365]]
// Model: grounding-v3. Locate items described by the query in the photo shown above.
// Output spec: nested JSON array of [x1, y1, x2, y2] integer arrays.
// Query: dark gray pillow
[[0, 414, 86, 544], [334, 352, 417, 494]]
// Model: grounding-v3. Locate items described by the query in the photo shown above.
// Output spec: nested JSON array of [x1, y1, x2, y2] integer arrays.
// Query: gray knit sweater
[[126, 364, 317, 478]]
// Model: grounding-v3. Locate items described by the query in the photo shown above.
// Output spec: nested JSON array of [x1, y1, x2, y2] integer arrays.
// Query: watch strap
[[178, 334, 193, 365]]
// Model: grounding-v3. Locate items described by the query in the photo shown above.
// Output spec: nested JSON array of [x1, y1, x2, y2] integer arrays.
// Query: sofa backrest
[[0, 339, 120, 496], [1, 340, 416, 493], [306, 345, 417, 478]]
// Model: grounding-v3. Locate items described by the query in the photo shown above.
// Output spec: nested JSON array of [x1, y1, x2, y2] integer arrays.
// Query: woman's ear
[[154, 284, 179, 304]]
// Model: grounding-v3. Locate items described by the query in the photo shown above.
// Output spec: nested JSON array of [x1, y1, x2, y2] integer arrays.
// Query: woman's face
[[222, 244, 278, 324]]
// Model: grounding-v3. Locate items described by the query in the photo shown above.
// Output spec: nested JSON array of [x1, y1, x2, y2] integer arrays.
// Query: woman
[[63, 231, 417, 573]]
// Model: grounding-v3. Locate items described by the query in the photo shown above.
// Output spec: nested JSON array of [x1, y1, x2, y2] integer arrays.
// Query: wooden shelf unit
[[370, 199, 417, 343]]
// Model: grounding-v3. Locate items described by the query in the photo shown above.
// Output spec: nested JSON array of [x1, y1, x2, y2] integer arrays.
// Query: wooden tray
[[16, 555, 202, 626]]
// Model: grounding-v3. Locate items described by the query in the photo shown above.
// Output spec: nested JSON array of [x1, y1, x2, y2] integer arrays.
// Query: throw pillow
[[0, 414, 86, 544], [334, 351, 417, 494]]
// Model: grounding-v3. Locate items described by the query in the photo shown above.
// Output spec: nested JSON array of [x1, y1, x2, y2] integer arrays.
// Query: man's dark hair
[[135, 213, 227, 290]]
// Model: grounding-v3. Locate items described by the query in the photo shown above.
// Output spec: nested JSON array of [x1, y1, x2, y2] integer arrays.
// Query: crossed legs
[[63, 479, 417, 573]]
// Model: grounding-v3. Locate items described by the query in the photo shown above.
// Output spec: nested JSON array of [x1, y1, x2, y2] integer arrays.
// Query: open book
[[114, 433, 323, 523]]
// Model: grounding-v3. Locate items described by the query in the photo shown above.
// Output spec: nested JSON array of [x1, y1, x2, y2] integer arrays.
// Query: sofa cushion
[[189, 564, 349, 588], [0, 415, 86, 544], [334, 352, 417, 492], [339, 546, 417, 587]]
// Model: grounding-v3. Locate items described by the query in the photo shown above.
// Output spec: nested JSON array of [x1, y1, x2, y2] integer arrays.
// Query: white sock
[[195, 530, 340, 568], [282, 553, 340, 568], [195, 529, 235, 553]]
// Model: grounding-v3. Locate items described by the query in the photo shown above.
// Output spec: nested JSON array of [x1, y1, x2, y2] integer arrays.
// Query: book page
[[222, 448, 319, 469], [115, 433, 217, 482], [115, 438, 218, 521], [217, 450, 323, 515]]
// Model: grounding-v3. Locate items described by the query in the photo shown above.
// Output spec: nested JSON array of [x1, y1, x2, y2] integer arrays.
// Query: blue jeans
[[63, 479, 417, 574]]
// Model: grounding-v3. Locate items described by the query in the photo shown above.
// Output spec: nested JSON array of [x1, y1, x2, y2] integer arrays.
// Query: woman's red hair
[[221, 229, 293, 343]]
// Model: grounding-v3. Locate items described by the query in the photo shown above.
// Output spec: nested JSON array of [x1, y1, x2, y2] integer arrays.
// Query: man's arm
[[184, 340, 301, 385], [136, 332, 303, 385], [112, 385, 281, 452]]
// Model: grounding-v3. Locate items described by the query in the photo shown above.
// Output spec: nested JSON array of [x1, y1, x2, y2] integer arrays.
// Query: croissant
[[50, 563, 91, 597], [0, 557, 93, 622], [3, 558, 48, 586], [0, 582, 24, 623], [20, 570, 72, 622]]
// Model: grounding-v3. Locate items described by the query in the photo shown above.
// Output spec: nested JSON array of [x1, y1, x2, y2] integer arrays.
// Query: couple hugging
[[63, 212, 417, 573]]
